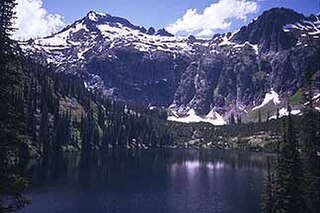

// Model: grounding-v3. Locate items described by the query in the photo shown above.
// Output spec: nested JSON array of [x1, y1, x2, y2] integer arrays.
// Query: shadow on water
[[20, 149, 274, 213]]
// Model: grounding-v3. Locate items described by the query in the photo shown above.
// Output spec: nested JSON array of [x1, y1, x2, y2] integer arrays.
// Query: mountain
[[231, 8, 305, 53], [20, 8, 320, 125], [18, 60, 173, 158]]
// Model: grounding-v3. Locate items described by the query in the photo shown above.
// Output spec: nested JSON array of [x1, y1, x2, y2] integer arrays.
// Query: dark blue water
[[20, 149, 269, 213]]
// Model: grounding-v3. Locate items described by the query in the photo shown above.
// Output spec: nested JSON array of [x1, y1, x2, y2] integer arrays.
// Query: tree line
[[22, 61, 172, 156], [261, 70, 320, 213], [1, 39, 173, 211], [0, 0, 172, 211]]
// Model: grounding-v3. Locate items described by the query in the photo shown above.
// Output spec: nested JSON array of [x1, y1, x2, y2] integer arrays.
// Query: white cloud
[[166, 0, 259, 38], [13, 0, 66, 40]]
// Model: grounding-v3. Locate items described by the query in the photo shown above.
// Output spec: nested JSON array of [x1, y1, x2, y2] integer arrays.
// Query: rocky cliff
[[20, 8, 320, 125]]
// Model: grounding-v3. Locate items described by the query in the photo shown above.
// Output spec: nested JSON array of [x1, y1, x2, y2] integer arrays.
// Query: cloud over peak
[[166, 0, 259, 38], [14, 0, 66, 40]]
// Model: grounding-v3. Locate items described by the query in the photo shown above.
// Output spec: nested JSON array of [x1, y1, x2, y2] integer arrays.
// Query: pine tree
[[0, 0, 30, 211], [39, 101, 49, 156], [273, 106, 307, 213], [0, 0, 16, 52], [236, 114, 242, 124], [261, 157, 275, 213], [230, 113, 235, 124], [300, 69, 320, 213], [258, 109, 262, 124], [266, 111, 270, 132], [25, 78, 37, 142], [97, 104, 106, 128], [276, 108, 280, 120]]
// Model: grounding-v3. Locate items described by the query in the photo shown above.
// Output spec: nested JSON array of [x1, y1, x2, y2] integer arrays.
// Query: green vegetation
[[1, 2, 319, 213], [1, 34, 173, 213], [21, 61, 172, 155], [290, 89, 303, 105], [261, 69, 320, 213], [166, 118, 284, 152], [0, 0, 30, 211], [0, 1, 172, 211]]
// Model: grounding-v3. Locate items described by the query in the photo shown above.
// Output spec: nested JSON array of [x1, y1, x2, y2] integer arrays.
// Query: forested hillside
[[0, 1, 171, 209], [1, 1, 320, 212], [21, 60, 172, 158], [1, 33, 172, 213], [21, 8, 320, 122]]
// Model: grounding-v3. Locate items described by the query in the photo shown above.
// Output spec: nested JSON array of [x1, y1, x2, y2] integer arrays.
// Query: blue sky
[[43, 0, 319, 27], [14, 0, 320, 39]]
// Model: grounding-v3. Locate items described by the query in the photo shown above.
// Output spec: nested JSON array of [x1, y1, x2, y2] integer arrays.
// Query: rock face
[[20, 8, 320, 123], [231, 8, 305, 53]]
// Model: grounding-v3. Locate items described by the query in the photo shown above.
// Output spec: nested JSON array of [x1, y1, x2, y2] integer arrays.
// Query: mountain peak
[[231, 7, 305, 53], [258, 7, 305, 25], [83, 11, 145, 32], [86, 11, 107, 21], [155, 28, 174, 37], [261, 7, 303, 17], [20, 7, 320, 121]]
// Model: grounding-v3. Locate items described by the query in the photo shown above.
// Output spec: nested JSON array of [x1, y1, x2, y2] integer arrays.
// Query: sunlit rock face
[[20, 8, 320, 123]]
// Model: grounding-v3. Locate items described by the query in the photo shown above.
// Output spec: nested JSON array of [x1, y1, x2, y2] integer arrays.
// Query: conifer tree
[[0, 0, 30, 211], [39, 101, 49, 156], [261, 157, 275, 213], [236, 114, 242, 124], [273, 106, 307, 213], [300, 69, 320, 213], [258, 109, 262, 124], [230, 113, 235, 124], [0, 0, 16, 52]]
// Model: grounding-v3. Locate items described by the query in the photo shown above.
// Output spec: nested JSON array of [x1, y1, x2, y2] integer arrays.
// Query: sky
[[14, 0, 320, 40]]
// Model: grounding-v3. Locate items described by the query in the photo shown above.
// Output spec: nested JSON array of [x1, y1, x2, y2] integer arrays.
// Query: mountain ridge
[[20, 7, 320, 125]]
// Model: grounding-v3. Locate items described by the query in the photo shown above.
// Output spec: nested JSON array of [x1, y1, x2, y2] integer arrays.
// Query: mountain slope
[[20, 8, 320, 125]]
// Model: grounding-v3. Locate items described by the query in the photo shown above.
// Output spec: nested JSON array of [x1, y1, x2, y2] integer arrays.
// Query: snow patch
[[97, 23, 191, 53], [219, 35, 235, 46], [283, 20, 320, 36], [205, 109, 227, 126], [279, 108, 301, 116], [149, 106, 157, 110], [270, 108, 301, 120], [252, 90, 280, 111], [88, 12, 99, 21], [233, 41, 258, 54], [168, 109, 226, 126], [313, 93, 320, 100]]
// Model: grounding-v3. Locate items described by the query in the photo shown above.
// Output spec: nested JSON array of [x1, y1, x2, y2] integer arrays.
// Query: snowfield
[[168, 109, 226, 126]]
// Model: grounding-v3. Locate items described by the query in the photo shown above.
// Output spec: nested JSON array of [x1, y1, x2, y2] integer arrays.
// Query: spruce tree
[[276, 108, 280, 119], [0, 0, 16, 52], [258, 109, 262, 124], [39, 101, 49, 156], [261, 157, 274, 213], [0, 0, 30, 211], [229, 112, 235, 124], [300, 69, 320, 213], [273, 106, 307, 213]]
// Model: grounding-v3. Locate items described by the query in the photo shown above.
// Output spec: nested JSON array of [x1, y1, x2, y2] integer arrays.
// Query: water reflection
[[20, 149, 273, 213]]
